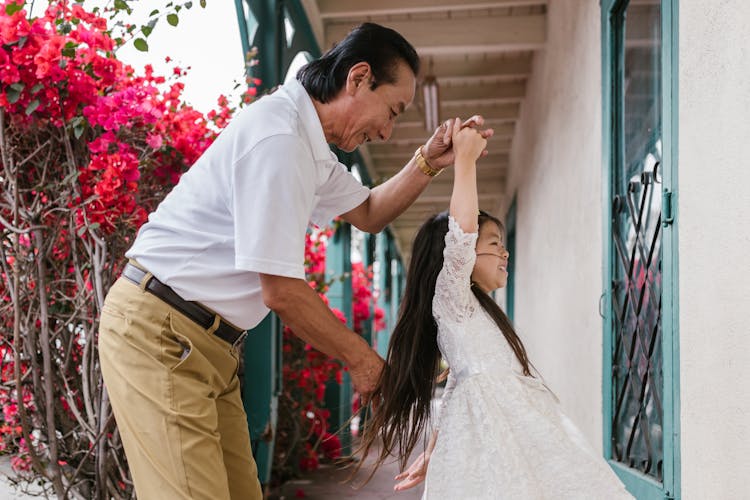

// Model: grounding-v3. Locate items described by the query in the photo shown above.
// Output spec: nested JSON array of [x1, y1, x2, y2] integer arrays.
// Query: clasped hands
[[422, 115, 495, 170]]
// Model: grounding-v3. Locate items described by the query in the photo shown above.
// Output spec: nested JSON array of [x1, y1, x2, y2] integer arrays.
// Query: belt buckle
[[232, 330, 248, 349]]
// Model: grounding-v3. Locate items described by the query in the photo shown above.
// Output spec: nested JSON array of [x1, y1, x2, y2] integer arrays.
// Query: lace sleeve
[[432, 216, 478, 322], [433, 370, 457, 431]]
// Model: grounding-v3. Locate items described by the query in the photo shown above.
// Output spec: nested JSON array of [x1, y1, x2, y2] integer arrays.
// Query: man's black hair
[[297, 22, 420, 103]]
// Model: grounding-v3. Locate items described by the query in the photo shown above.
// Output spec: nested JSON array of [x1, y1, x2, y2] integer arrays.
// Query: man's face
[[336, 61, 416, 152]]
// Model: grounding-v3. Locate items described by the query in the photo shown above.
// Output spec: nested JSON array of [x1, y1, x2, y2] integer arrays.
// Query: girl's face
[[471, 221, 510, 293]]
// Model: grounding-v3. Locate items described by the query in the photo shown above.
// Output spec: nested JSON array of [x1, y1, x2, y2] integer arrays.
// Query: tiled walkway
[[268, 457, 424, 500], [268, 439, 425, 500]]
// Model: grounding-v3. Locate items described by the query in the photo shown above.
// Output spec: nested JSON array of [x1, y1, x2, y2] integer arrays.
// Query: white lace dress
[[422, 217, 633, 500]]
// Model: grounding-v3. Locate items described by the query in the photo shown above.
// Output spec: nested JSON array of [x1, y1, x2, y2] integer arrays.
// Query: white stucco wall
[[679, 2, 750, 498], [502, 0, 604, 450]]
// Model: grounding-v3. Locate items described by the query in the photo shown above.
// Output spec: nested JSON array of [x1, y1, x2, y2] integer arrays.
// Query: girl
[[356, 119, 632, 499]]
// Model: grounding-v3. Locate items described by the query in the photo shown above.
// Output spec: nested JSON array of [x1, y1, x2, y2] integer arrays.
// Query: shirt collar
[[280, 78, 337, 162]]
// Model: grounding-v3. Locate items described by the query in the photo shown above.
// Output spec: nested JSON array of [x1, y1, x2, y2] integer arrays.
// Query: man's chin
[[338, 143, 358, 153]]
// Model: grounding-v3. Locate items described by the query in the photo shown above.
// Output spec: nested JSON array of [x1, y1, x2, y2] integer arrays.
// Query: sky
[[27, 1, 247, 114], [112, 1, 247, 114]]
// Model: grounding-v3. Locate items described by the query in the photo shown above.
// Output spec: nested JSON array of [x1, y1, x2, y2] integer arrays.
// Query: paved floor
[[268, 399, 440, 499], [268, 455, 424, 500], [0, 441, 426, 500]]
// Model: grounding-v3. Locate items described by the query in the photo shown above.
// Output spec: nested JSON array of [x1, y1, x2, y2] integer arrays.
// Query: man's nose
[[379, 121, 395, 141]]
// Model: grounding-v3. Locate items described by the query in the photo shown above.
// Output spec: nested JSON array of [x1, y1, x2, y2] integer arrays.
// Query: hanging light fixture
[[422, 59, 440, 131]]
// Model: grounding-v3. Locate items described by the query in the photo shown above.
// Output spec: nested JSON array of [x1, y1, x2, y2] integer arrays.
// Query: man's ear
[[345, 62, 371, 95]]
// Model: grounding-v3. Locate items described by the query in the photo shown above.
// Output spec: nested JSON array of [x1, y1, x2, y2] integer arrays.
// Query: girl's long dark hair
[[353, 210, 532, 479]]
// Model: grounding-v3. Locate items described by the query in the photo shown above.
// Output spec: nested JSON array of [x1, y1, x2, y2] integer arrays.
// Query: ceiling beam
[[325, 15, 546, 55], [390, 122, 515, 142], [318, 0, 546, 19], [427, 54, 533, 80], [369, 141, 512, 159], [399, 102, 520, 123], [419, 180, 505, 198], [373, 160, 509, 176], [437, 81, 526, 104], [299, 0, 325, 51]]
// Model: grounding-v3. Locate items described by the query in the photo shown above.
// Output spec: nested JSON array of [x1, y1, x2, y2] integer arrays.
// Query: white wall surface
[[679, 2, 750, 498], [502, 0, 604, 450]]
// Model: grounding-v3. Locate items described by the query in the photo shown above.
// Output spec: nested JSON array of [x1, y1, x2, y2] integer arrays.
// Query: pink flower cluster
[[0, 1, 250, 237], [351, 261, 386, 334], [0, 1, 258, 479]]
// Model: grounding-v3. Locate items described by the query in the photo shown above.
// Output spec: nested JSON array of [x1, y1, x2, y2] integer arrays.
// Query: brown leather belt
[[122, 263, 246, 347]]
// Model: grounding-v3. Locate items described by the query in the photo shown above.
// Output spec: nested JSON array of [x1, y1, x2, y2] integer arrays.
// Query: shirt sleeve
[[310, 161, 370, 227], [432, 215, 479, 323], [231, 134, 314, 279]]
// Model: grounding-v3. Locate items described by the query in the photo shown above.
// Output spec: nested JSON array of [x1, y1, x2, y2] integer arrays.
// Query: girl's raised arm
[[448, 118, 488, 233]]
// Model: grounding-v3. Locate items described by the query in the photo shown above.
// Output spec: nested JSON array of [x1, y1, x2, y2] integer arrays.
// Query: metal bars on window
[[602, 1, 680, 498]]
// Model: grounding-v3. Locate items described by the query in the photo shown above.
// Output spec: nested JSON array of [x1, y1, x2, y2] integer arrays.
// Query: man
[[98, 22, 492, 500]]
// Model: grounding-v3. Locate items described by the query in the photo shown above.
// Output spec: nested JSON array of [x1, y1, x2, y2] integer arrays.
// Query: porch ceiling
[[302, 0, 548, 259]]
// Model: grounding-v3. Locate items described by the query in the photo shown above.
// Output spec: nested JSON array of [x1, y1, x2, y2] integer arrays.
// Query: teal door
[[601, 1, 680, 498]]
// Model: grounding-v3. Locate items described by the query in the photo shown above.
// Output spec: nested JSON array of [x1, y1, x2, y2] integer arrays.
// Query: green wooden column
[[505, 197, 517, 322], [235, 0, 283, 486], [375, 231, 392, 358], [389, 248, 401, 337], [242, 313, 281, 484], [361, 232, 376, 347], [324, 222, 353, 454]]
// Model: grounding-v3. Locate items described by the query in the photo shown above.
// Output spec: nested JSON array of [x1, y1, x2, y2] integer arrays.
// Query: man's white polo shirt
[[126, 79, 370, 330]]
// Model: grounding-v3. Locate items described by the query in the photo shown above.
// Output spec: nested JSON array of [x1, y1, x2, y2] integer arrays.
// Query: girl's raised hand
[[451, 117, 488, 165]]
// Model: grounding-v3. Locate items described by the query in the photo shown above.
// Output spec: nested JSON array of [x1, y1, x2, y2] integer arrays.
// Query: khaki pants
[[98, 277, 262, 500]]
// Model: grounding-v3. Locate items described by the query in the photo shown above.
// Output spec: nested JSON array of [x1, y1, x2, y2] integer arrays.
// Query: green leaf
[[200, 0, 206, 7], [133, 38, 149, 52], [149, 9, 159, 16], [89, 222, 100, 231], [31, 83, 44, 94], [185, 1, 193, 9], [5, 3, 23, 15], [114, 0, 128, 10], [61, 46, 76, 57], [6, 88, 21, 104], [73, 121, 86, 139], [167, 13, 179, 26], [76, 226, 87, 237], [25, 100, 39, 115], [6, 82, 24, 104], [61, 169, 80, 186], [141, 25, 153, 37]]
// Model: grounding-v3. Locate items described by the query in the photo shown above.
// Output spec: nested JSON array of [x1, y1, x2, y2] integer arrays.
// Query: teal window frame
[[505, 196, 517, 322], [601, 1, 680, 498]]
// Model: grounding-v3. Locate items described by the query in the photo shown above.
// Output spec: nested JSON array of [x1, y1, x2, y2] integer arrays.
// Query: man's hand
[[347, 347, 385, 405], [422, 115, 494, 170], [260, 273, 385, 403], [394, 451, 430, 491]]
